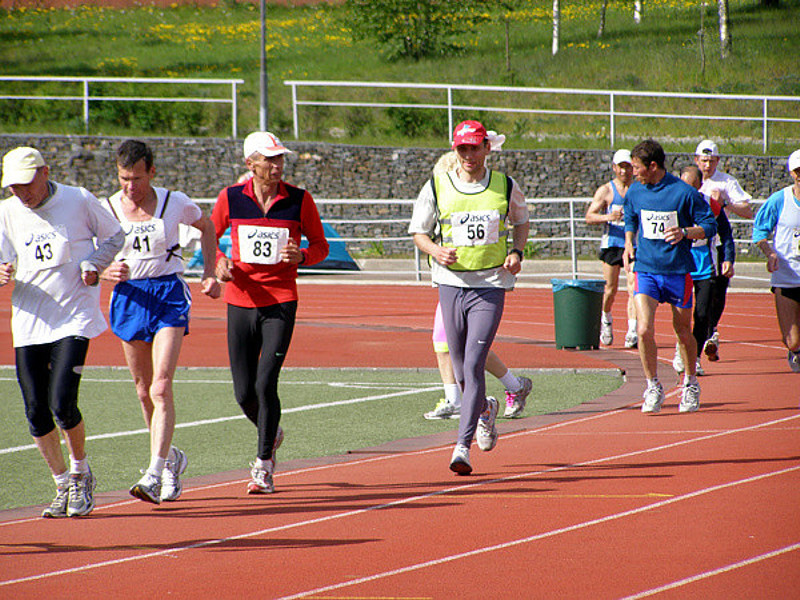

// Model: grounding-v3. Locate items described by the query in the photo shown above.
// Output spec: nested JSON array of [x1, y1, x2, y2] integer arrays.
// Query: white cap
[[695, 139, 719, 157], [486, 130, 506, 151], [612, 149, 631, 165], [243, 131, 292, 159], [788, 149, 800, 173], [2, 147, 46, 188]]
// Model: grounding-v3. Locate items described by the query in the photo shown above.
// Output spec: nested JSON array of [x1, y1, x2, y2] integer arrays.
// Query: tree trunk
[[552, 0, 560, 56], [634, 0, 642, 24], [718, 0, 731, 59], [598, 0, 608, 38]]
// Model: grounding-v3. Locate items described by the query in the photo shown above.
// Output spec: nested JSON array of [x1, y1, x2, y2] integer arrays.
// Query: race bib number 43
[[237, 225, 289, 264], [641, 209, 678, 241], [450, 210, 501, 247], [19, 222, 71, 272]]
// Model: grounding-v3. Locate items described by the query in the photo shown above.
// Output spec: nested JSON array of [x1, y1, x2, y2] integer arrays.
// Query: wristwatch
[[681, 227, 688, 239], [509, 248, 524, 261]]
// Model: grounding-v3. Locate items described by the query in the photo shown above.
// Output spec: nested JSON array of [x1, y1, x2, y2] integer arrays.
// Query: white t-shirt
[[106, 187, 202, 280], [0, 183, 123, 347], [408, 169, 529, 289], [700, 169, 751, 206]]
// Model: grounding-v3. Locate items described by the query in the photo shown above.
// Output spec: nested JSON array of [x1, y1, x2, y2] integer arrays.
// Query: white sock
[[444, 383, 460, 406], [146, 456, 166, 479], [684, 374, 698, 386], [602, 312, 612, 324], [499, 371, 521, 393], [70, 457, 89, 475], [255, 457, 273, 469], [647, 377, 660, 388], [53, 471, 70, 489], [628, 319, 637, 333]]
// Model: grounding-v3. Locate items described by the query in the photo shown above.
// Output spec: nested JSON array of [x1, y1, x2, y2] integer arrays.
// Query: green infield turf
[[0, 367, 622, 511]]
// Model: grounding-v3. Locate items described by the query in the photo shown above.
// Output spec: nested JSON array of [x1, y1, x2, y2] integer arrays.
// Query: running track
[[1, 282, 798, 599]]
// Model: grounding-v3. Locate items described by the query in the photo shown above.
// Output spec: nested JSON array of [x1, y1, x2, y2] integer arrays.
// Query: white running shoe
[[424, 398, 460, 420], [67, 468, 97, 517], [476, 396, 499, 451], [449, 444, 472, 475], [695, 359, 705, 377], [788, 350, 800, 373], [679, 382, 701, 413], [41, 486, 69, 519], [641, 382, 665, 414], [247, 459, 275, 494], [704, 333, 720, 362], [600, 320, 613, 346], [130, 472, 162, 505], [672, 342, 684, 374], [503, 377, 533, 418], [624, 331, 638, 349], [161, 446, 189, 502]]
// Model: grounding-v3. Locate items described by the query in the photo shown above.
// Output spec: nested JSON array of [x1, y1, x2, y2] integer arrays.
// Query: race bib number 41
[[641, 209, 678, 241], [237, 225, 289, 264], [450, 210, 501, 247]]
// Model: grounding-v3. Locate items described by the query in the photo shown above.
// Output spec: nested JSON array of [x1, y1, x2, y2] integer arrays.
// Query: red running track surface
[[1, 282, 798, 598]]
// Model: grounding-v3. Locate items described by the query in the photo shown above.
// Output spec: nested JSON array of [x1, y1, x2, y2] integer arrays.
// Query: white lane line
[[2, 413, 797, 589], [621, 542, 800, 599], [276, 464, 800, 600], [0, 386, 440, 456]]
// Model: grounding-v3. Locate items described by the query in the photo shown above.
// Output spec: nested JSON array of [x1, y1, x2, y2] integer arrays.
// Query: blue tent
[[187, 221, 359, 271]]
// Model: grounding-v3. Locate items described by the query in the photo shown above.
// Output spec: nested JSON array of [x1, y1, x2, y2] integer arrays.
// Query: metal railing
[[188, 197, 767, 286], [0, 76, 244, 137], [284, 80, 800, 153]]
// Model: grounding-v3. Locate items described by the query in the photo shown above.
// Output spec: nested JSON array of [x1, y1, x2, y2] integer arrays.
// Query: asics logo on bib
[[247, 229, 283, 240], [25, 231, 58, 246], [124, 223, 158, 235], [458, 213, 493, 225]]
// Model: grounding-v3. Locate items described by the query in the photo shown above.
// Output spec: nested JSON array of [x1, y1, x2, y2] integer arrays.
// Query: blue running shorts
[[110, 273, 191, 342], [634, 272, 693, 309]]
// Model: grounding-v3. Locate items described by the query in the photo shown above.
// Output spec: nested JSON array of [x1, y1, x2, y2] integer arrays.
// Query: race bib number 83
[[641, 209, 678, 241], [237, 225, 289, 264]]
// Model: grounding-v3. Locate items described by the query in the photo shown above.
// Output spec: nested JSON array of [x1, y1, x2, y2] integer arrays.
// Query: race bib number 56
[[450, 210, 501, 247], [237, 225, 289, 264], [641, 209, 678, 241]]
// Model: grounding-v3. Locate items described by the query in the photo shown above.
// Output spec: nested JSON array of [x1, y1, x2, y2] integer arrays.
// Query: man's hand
[[216, 256, 234, 282], [102, 260, 130, 283], [0, 263, 14, 286]]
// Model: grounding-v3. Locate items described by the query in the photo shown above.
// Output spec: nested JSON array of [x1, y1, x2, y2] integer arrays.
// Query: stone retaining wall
[[1, 134, 792, 257]]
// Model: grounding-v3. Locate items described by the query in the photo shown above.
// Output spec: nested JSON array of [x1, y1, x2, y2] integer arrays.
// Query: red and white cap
[[243, 131, 292, 159], [452, 120, 487, 148]]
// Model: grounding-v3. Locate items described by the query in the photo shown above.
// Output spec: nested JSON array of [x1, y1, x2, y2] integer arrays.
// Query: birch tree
[[718, 0, 731, 59], [634, 0, 642, 24], [598, 0, 609, 37], [552, 0, 560, 55]]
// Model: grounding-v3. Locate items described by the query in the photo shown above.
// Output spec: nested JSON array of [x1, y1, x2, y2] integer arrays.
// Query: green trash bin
[[551, 278, 605, 350]]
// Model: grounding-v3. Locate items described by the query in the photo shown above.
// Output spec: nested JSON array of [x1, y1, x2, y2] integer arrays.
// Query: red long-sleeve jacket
[[211, 177, 329, 308]]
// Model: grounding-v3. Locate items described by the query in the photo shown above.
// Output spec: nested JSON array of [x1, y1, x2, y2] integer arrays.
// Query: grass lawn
[[0, 0, 798, 154], [0, 366, 623, 511]]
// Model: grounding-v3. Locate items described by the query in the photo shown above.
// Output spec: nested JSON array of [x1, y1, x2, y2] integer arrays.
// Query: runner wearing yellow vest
[[409, 120, 530, 475]]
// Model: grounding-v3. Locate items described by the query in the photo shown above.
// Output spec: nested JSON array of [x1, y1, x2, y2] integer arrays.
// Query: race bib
[[120, 219, 167, 260], [641, 209, 678, 241], [792, 228, 800, 258], [450, 210, 501, 247], [237, 225, 289, 265], [18, 222, 71, 272]]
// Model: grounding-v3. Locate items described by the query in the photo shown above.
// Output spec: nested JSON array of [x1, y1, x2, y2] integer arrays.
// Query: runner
[[752, 149, 800, 373], [0, 146, 123, 518]]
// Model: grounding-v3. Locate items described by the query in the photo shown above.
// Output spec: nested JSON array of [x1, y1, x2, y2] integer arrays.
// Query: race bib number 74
[[237, 225, 289, 264], [641, 209, 678, 241]]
